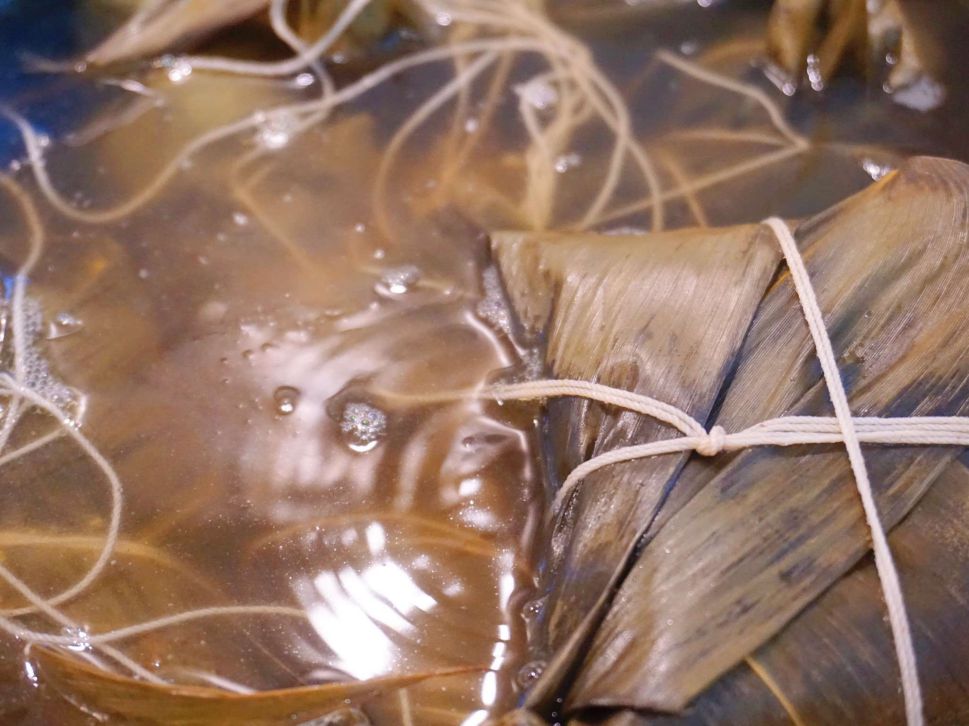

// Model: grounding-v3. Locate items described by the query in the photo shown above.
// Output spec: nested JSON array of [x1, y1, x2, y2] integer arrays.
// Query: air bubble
[[163, 57, 193, 84], [603, 225, 647, 235], [232, 211, 250, 227], [476, 266, 512, 334], [521, 597, 545, 621], [554, 152, 582, 173], [299, 707, 372, 725], [22, 659, 39, 687], [516, 660, 546, 689], [861, 158, 894, 181], [47, 311, 83, 340], [255, 111, 297, 150], [515, 78, 558, 110], [679, 40, 699, 55], [806, 54, 824, 92], [375, 265, 421, 296], [339, 402, 387, 452], [273, 386, 301, 415], [294, 72, 315, 88], [61, 625, 92, 652]]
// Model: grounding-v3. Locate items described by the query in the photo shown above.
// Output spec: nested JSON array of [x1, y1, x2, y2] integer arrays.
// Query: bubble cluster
[[475, 266, 512, 335], [161, 56, 193, 84], [339, 402, 388, 452], [554, 152, 582, 173], [515, 78, 558, 110], [1, 297, 78, 413], [255, 111, 298, 150], [47, 311, 84, 340], [60, 625, 92, 653], [861, 158, 894, 181]]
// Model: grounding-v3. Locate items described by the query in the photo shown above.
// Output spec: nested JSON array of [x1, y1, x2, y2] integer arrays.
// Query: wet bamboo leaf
[[34, 645, 479, 725], [567, 157, 969, 713], [491, 223, 781, 706], [85, 0, 271, 66], [567, 453, 969, 724]]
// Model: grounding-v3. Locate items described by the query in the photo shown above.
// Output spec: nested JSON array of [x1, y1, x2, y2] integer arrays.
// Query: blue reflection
[[0, 0, 99, 163]]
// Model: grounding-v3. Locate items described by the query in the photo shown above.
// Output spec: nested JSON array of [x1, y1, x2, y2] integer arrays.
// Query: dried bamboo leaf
[[85, 0, 271, 66], [491, 225, 781, 705], [34, 646, 478, 726], [568, 157, 969, 713]]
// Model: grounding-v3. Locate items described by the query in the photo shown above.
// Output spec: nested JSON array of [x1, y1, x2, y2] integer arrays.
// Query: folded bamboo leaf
[[730, 453, 969, 724], [34, 645, 478, 726], [82, 0, 420, 68], [491, 225, 781, 704], [566, 453, 969, 725], [568, 157, 969, 712]]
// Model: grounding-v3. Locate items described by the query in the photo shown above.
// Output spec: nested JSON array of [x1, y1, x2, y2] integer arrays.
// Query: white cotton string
[[763, 216, 923, 726], [184, 0, 375, 78], [491, 380, 707, 437], [0, 375, 124, 618], [483, 218, 930, 725]]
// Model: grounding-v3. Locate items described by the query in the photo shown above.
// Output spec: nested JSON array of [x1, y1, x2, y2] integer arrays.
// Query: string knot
[[697, 425, 726, 456]]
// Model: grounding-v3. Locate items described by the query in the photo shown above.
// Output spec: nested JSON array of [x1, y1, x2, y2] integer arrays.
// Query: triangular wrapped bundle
[[491, 156, 969, 723]]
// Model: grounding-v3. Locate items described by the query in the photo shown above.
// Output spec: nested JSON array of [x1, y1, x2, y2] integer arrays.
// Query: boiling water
[[0, 1, 967, 724]]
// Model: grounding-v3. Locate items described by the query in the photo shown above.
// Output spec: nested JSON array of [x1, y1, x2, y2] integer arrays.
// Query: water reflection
[[0, 53, 543, 722], [250, 514, 531, 715]]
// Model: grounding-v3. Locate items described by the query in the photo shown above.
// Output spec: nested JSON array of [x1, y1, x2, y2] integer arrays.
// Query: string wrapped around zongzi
[[492, 155, 969, 724]]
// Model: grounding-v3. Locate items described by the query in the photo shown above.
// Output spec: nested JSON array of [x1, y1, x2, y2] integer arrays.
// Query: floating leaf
[[84, 0, 271, 66], [34, 645, 479, 726]]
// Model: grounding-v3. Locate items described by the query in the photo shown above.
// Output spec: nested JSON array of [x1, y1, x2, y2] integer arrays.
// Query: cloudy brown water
[[0, 63, 548, 722], [0, 0, 968, 724]]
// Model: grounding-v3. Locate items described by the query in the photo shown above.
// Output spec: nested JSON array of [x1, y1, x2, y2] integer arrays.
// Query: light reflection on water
[[0, 56, 544, 721]]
